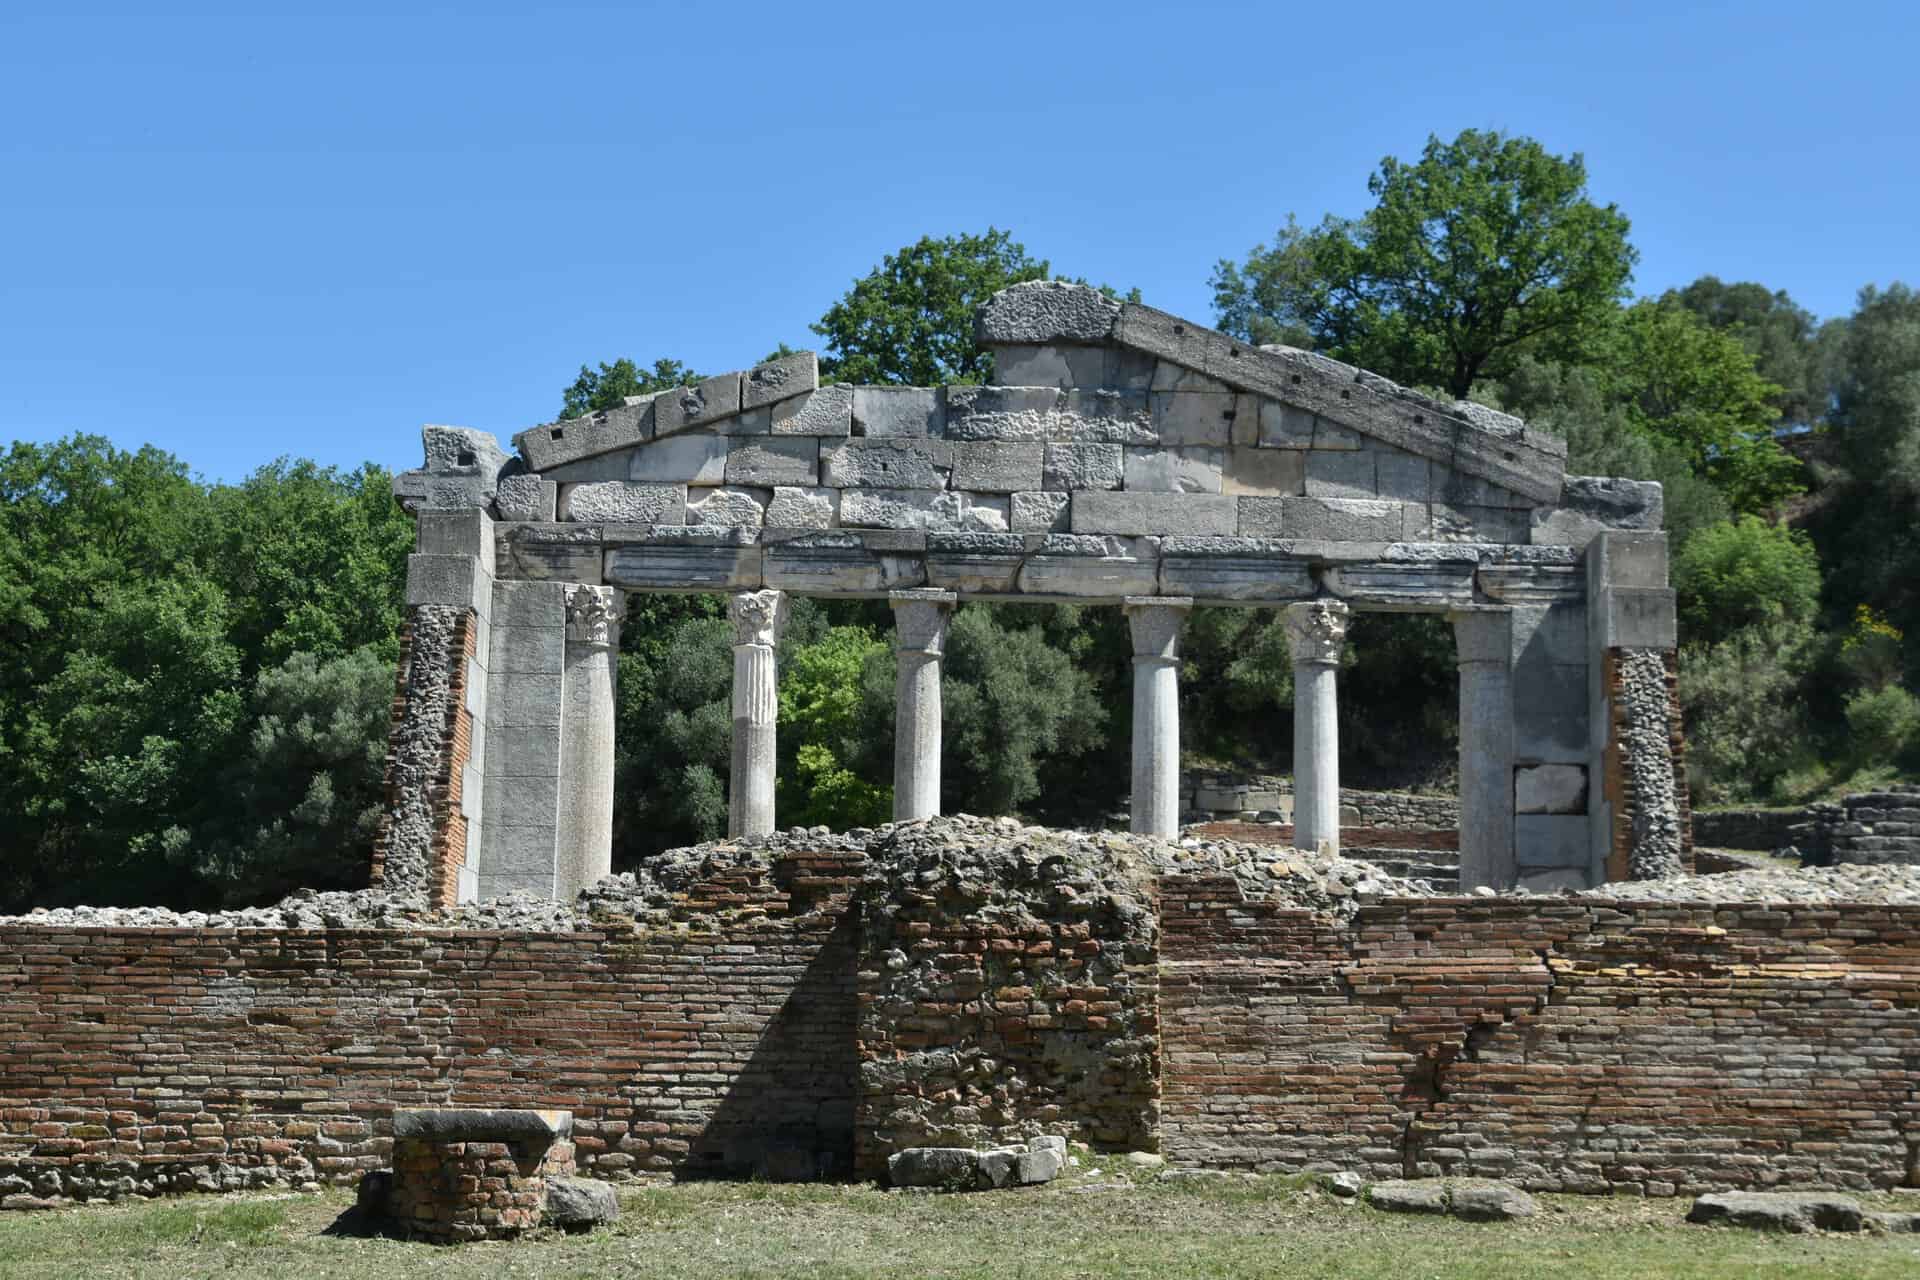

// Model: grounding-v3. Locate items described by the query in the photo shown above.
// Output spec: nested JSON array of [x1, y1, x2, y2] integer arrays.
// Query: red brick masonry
[[2, 860, 1916, 1203]]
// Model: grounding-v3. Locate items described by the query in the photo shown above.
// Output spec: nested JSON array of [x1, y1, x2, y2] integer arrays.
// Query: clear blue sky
[[3, 0, 1914, 482]]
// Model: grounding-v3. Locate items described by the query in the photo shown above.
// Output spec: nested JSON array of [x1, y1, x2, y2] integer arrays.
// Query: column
[[890, 589, 956, 822], [1125, 596, 1191, 837], [1451, 608, 1515, 891], [1284, 599, 1350, 855], [558, 584, 620, 897], [728, 589, 788, 838]]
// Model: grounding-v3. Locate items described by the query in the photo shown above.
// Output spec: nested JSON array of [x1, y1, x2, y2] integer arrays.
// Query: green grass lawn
[[0, 1168, 1915, 1279]]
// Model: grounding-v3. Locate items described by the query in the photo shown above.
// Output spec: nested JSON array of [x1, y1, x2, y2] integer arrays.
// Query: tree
[[1672, 516, 1821, 647], [559, 357, 697, 419], [1212, 129, 1637, 397], [1830, 283, 1920, 496], [1667, 276, 1835, 428], [777, 625, 892, 829], [811, 230, 1051, 386]]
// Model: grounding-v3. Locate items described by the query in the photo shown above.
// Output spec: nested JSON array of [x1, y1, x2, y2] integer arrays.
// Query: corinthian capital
[[1283, 599, 1350, 666], [565, 585, 620, 649], [728, 589, 789, 648]]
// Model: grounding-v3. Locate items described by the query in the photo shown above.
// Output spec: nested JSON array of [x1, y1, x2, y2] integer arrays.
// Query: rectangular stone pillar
[[1284, 600, 1349, 855], [482, 580, 568, 899], [728, 589, 788, 838], [1125, 596, 1191, 837], [890, 589, 955, 822], [1451, 608, 1516, 891], [558, 585, 620, 897]]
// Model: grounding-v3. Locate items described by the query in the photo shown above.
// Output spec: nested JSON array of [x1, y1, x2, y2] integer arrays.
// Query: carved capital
[[1124, 596, 1192, 663], [891, 589, 956, 656], [1283, 599, 1350, 667], [729, 588, 789, 649], [565, 584, 620, 649]]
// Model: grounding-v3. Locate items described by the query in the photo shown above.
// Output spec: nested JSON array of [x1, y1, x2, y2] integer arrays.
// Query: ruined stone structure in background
[[383, 282, 1682, 896]]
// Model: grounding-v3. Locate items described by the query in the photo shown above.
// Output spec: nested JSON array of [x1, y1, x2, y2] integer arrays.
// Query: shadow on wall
[[683, 912, 861, 1181]]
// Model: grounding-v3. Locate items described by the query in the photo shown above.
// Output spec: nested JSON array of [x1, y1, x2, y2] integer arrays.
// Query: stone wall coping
[[391, 1107, 574, 1141]]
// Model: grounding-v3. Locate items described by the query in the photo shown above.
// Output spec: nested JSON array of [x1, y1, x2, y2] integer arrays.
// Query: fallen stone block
[[1686, 1191, 1865, 1233], [887, 1147, 981, 1189], [1018, 1147, 1063, 1185], [977, 1147, 1023, 1189], [1324, 1171, 1363, 1198], [544, 1177, 619, 1230], [1367, 1180, 1447, 1214], [1448, 1180, 1538, 1221]]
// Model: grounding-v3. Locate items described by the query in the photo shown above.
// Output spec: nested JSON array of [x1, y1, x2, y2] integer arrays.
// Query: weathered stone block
[[852, 386, 945, 439], [1019, 554, 1159, 598], [653, 373, 743, 437], [496, 523, 604, 583], [887, 1147, 979, 1188], [686, 486, 769, 527], [559, 482, 686, 524], [1124, 447, 1225, 493], [1271, 497, 1406, 542], [514, 400, 655, 472], [628, 434, 729, 484], [1072, 491, 1235, 535], [950, 443, 1043, 492], [991, 344, 1107, 388], [1430, 504, 1530, 544], [1515, 814, 1590, 869], [975, 279, 1121, 344], [489, 624, 566, 675], [405, 553, 489, 608], [604, 544, 763, 591], [1375, 451, 1434, 502], [1161, 552, 1315, 602], [1010, 491, 1071, 532], [1043, 442, 1124, 490], [1151, 361, 1231, 393], [821, 439, 953, 489], [1515, 764, 1588, 815], [1305, 450, 1377, 498], [1221, 447, 1304, 496], [842, 488, 1006, 532], [1597, 587, 1678, 649], [942, 386, 1065, 441], [544, 1176, 619, 1229], [495, 475, 557, 522], [725, 438, 820, 486], [765, 486, 838, 529], [742, 352, 817, 410], [1258, 402, 1318, 449], [1151, 391, 1237, 446], [770, 385, 853, 437], [1687, 1192, 1864, 1233]]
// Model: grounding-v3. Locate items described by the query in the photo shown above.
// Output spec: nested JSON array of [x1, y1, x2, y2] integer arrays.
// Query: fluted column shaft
[[891, 590, 956, 823], [1284, 600, 1351, 855], [1126, 596, 1192, 837], [728, 589, 788, 838], [559, 585, 621, 895]]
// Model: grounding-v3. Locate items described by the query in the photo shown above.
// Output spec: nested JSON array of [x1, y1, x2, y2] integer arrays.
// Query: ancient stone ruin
[[3, 285, 1914, 1216], [380, 281, 1685, 906]]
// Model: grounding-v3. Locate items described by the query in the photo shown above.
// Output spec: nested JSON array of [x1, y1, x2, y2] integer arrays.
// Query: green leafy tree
[[1680, 619, 1820, 803], [559, 357, 698, 419], [1668, 276, 1837, 428], [811, 229, 1051, 385], [1212, 129, 1637, 397], [777, 625, 892, 828], [1672, 516, 1821, 647]]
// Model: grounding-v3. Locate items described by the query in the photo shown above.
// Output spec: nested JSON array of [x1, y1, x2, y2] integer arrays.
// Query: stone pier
[[890, 589, 955, 823], [728, 589, 787, 838], [1126, 597, 1191, 838], [1284, 600, 1349, 855], [1452, 608, 1516, 891]]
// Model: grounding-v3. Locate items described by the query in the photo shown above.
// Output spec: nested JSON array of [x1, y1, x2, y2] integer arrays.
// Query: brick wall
[[1160, 880, 1920, 1194], [370, 605, 477, 902], [0, 853, 863, 1206]]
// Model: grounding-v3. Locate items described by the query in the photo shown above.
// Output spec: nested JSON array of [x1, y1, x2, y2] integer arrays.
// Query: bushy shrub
[[1843, 684, 1920, 771], [1679, 619, 1820, 804]]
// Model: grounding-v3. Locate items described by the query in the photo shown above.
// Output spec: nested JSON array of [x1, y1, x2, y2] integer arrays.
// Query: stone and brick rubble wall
[[370, 604, 477, 906], [1693, 808, 1806, 852], [1799, 788, 1920, 867], [1600, 649, 1692, 879], [1181, 773, 1460, 830], [1160, 880, 1920, 1193], [0, 853, 864, 1206]]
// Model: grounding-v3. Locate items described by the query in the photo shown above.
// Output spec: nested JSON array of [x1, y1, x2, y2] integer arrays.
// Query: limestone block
[[1587, 530, 1668, 589], [742, 351, 818, 410], [1375, 451, 1434, 502], [1019, 553, 1159, 598], [1271, 497, 1406, 542], [559, 482, 686, 524], [540, 452, 635, 484], [398, 472, 493, 511], [770, 384, 853, 437], [821, 439, 953, 489], [1258, 402, 1318, 449], [1515, 815, 1589, 868], [485, 673, 564, 729], [1513, 661, 1589, 758], [1151, 361, 1231, 393], [1687, 1191, 1865, 1234], [1011, 491, 1071, 532], [1151, 391, 1237, 445], [1161, 551, 1315, 602], [842, 489, 1007, 532], [705, 407, 775, 436], [1236, 496, 1287, 536], [1043, 442, 1124, 490], [1322, 563, 1477, 609], [1516, 764, 1588, 815], [974, 279, 1121, 344], [1368, 1181, 1447, 1214], [1072, 491, 1235, 535], [725, 438, 820, 487], [391, 1108, 573, 1142], [1431, 504, 1530, 544], [496, 523, 604, 583], [491, 579, 569, 627], [765, 486, 838, 528], [514, 398, 656, 472], [764, 535, 917, 594], [951, 442, 1043, 492], [1124, 447, 1225, 493], [1596, 587, 1677, 648], [489, 624, 566, 677], [686, 486, 769, 527], [991, 344, 1107, 388], [604, 544, 763, 591], [887, 1147, 981, 1188], [852, 386, 945, 439], [495, 474, 557, 522], [417, 509, 496, 572], [926, 532, 1023, 592], [1108, 347, 1158, 391], [628, 434, 729, 484], [545, 1177, 620, 1229], [1222, 447, 1304, 496], [405, 553, 489, 609], [1438, 468, 1533, 509], [1314, 420, 1363, 450], [943, 386, 1066, 441], [1305, 450, 1377, 498], [652, 373, 743, 437]]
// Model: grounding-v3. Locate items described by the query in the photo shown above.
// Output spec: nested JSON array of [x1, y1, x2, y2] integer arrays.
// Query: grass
[[0, 1170, 1916, 1279]]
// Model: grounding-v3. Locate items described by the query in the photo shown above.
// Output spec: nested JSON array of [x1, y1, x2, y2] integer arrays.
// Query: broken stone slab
[[1018, 1147, 1063, 1185], [886, 1143, 1064, 1191], [977, 1147, 1023, 1189], [390, 1107, 573, 1142], [1686, 1191, 1865, 1233], [765, 485, 838, 528], [653, 373, 743, 438], [887, 1147, 981, 1189], [842, 488, 1007, 532], [559, 481, 686, 524], [628, 433, 729, 484], [422, 425, 511, 482], [1447, 1180, 1539, 1221], [975, 279, 1122, 345], [1367, 1180, 1448, 1214], [992, 343, 1109, 389], [770, 384, 853, 437], [1323, 1171, 1363, 1198], [686, 487, 769, 527], [543, 1176, 619, 1230], [742, 352, 818, 411]]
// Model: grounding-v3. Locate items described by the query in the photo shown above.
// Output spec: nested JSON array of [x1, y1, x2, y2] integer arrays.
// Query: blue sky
[[3, 0, 1914, 482]]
